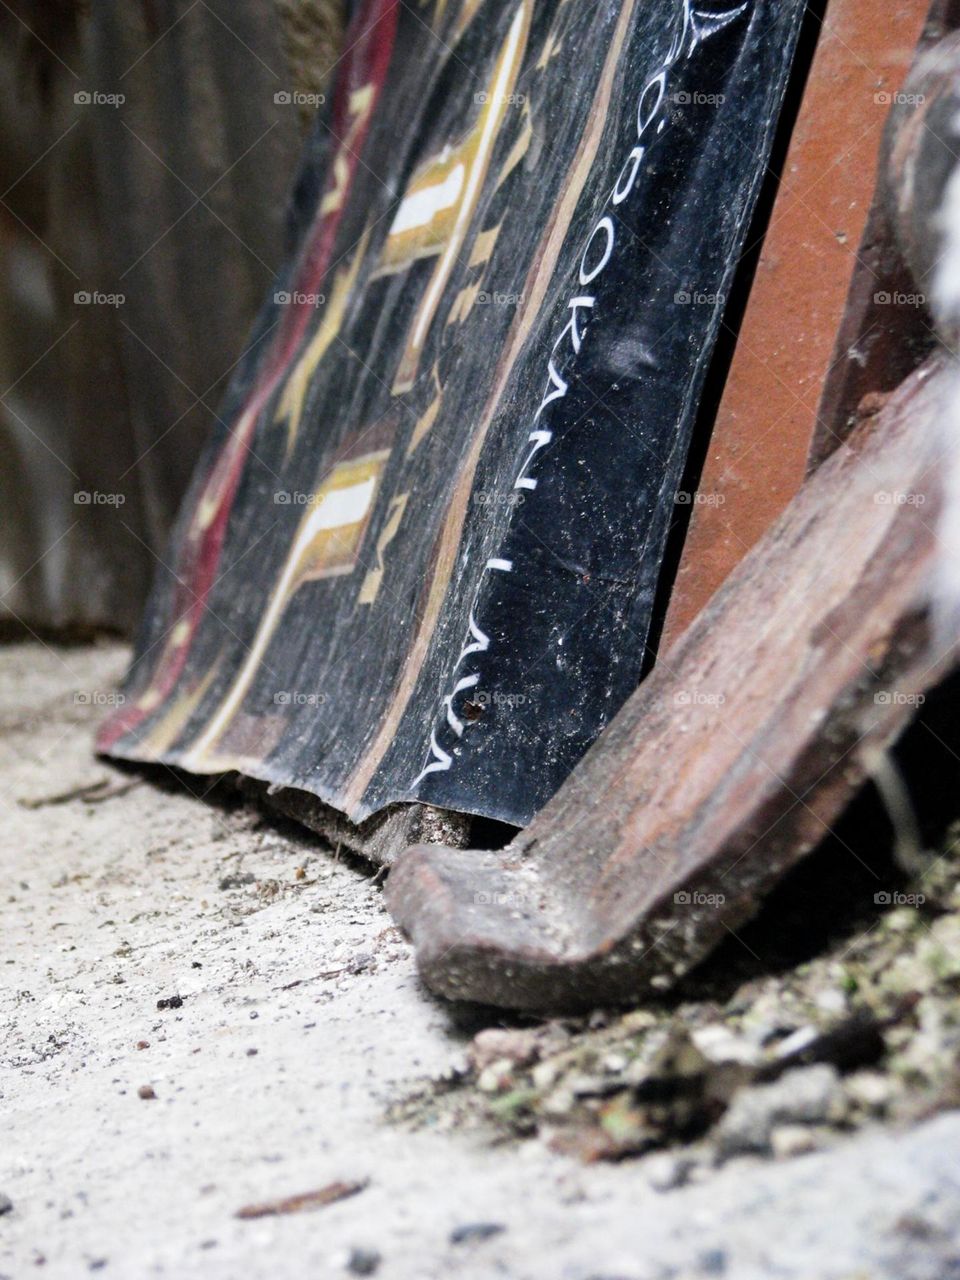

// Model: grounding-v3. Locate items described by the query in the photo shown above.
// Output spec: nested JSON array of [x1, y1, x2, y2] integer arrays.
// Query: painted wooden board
[[102, 0, 808, 828]]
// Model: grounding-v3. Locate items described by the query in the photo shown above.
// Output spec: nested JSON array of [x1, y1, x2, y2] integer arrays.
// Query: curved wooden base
[[387, 357, 960, 1010]]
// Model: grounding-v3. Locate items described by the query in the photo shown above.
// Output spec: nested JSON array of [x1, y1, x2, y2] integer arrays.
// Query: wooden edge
[[386, 355, 959, 1011]]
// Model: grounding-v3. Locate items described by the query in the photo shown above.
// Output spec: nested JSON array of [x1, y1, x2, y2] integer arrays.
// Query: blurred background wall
[[0, 0, 344, 634]]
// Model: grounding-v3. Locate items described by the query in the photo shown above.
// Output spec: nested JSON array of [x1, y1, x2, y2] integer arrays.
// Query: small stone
[[0, 1193, 13, 1216], [645, 1153, 694, 1192], [814, 988, 847, 1015], [602, 1052, 628, 1074], [346, 1247, 381, 1275], [156, 995, 183, 1011], [476, 1060, 513, 1093], [569, 1073, 612, 1098], [468, 1027, 542, 1073], [845, 1070, 894, 1113], [450, 1222, 505, 1245], [713, 1065, 845, 1158], [618, 1010, 658, 1035], [692, 1024, 760, 1065], [770, 1124, 820, 1159], [137, 1084, 157, 1101], [541, 1085, 576, 1116], [135, 1041, 149, 1050], [531, 1058, 562, 1091]]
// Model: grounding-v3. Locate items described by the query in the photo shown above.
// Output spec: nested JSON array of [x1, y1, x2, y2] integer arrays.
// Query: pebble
[[346, 1247, 381, 1275], [137, 1085, 157, 1101], [602, 1052, 628, 1074], [469, 1028, 541, 1073], [770, 1125, 821, 1159], [698, 1247, 728, 1274], [531, 1058, 562, 1091], [814, 988, 848, 1015], [845, 1070, 895, 1113], [477, 1061, 513, 1093], [692, 1025, 760, 1065], [714, 1065, 846, 1158], [0, 1194, 12, 1216], [450, 1222, 505, 1245], [645, 1153, 695, 1192]]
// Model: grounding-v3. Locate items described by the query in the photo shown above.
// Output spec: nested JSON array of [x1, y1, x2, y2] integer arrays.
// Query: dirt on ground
[[2, 639, 959, 1280]]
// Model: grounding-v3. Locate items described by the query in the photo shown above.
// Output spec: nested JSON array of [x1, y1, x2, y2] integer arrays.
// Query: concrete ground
[[2, 639, 959, 1280]]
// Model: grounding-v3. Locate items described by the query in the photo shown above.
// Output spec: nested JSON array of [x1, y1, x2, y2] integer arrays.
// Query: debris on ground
[[449, 1223, 506, 1245], [156, 995, 183, 1011], [391, 826, 960, 1172], [235, 1180, 368, 1220], [344, 1246, 381, 1275], [219, 872, 256, 890]]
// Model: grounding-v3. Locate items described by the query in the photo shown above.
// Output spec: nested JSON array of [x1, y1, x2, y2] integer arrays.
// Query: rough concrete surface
[[2, 640, 960, 1280]]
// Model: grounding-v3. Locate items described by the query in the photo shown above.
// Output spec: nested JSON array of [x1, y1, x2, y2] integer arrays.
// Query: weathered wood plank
[[662, 0, 934, 648], [386, 354, 959, 1010]]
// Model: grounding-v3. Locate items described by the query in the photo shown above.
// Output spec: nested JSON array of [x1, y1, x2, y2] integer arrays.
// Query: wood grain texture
[[662, 0, 933, 648], [386, 354, 959, 1011]]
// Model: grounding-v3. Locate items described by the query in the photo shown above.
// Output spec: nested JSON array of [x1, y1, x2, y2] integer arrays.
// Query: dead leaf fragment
[[235, 1179, 368, 1219]]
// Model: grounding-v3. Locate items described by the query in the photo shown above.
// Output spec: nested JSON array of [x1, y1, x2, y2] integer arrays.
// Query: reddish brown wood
[[387, 355, 959, 1011], [662, 0, 932, 649]]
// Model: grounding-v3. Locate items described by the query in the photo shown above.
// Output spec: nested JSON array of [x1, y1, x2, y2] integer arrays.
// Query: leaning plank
[[386, 354, 960, 1011], [661, 0, 933, 648]]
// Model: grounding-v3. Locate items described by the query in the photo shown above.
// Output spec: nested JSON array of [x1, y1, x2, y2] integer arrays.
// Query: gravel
[[2, 639, 959, 1280]]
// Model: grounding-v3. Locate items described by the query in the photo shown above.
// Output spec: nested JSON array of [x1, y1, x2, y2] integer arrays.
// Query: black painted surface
[[106, 0, 807, 828]]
